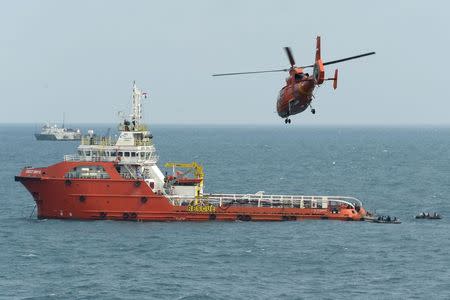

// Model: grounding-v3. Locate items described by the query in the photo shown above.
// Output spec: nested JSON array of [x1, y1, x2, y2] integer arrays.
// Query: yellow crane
[[164, 162, 204, 200]]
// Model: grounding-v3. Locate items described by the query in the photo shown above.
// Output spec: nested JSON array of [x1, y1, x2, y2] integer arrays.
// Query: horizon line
[[1, 122, 450, 128]]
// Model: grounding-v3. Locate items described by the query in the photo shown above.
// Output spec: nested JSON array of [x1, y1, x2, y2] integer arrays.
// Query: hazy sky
[[1, 0, 449, 125]]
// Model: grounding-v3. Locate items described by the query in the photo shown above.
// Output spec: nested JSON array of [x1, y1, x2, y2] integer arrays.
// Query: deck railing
[[167, 193, 362, 209], [80, 137, 153, 147], [64, 154, 159, 164]]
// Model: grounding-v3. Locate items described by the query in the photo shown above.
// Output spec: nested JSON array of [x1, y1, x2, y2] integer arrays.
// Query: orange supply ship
[[16, 83, 369, 222]]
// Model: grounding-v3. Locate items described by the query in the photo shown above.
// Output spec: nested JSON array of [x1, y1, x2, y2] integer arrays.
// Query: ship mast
[[131, 81, 147, 130]]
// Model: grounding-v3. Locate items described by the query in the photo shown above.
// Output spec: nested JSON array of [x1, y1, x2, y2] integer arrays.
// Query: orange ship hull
[[16, 161, 367, 222]]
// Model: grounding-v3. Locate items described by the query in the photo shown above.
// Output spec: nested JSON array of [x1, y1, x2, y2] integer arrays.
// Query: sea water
[[0, 125, 449, 299]]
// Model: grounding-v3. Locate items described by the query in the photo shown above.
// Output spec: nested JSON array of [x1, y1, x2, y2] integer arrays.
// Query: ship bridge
[[65, 130, 158, 165]]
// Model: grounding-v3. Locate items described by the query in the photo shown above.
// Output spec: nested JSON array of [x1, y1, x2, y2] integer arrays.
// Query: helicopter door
[[288, 99, 300, 114], [288, 100, 293, 114]]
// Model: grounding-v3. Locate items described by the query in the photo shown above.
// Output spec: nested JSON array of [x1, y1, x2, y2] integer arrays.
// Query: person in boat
[[386, 216, 391, 222]]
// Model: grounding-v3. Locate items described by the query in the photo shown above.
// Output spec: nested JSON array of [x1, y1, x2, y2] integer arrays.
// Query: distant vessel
[[415, 212, 441, 220], [34, 122, 81, 141]]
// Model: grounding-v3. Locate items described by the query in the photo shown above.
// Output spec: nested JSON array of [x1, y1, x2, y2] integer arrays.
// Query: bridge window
[[131, 152, 136, 157], [124, 152, 130, 157], [65, 165, 110, 179]]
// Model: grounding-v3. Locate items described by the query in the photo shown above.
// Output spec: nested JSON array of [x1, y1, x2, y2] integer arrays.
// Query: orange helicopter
[[213, 36, 375, 123]]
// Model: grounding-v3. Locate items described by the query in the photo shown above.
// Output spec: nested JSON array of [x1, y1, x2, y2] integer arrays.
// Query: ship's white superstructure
[[64, 82, 166, 192]]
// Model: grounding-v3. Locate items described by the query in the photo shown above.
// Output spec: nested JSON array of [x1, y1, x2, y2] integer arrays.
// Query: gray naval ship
[[34, 123, 82, 141]]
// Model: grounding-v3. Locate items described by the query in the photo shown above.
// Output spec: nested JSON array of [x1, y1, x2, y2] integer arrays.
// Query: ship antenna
[[131, 81, 148, 131], [62, 112, 65, 128]]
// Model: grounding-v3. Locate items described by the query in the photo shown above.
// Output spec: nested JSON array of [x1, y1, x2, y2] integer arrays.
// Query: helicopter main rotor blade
[[284, 47, 296, 67], [212, 69, 288, 76], [300, 52, 376, 68], [323, 52, 376, 66]]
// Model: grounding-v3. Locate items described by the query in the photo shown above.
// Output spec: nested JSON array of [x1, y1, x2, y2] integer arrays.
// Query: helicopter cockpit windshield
[[294, 73, 305, 81]]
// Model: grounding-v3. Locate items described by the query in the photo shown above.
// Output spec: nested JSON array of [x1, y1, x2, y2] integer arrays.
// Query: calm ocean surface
[[1, 124, 449, 299]]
